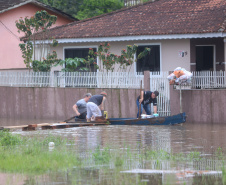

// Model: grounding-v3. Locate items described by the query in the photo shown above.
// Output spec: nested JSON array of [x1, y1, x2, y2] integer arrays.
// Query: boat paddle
[[62, 111, 87, 123]]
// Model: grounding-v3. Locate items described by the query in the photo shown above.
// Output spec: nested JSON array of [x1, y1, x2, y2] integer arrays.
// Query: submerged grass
[[0, 129, 226, 178], [0, 130, 79, 174]]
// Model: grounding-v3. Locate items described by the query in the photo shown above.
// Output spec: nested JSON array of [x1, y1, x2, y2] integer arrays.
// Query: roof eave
[[35, 32, 226, 44], [0, 0, 33, 14]]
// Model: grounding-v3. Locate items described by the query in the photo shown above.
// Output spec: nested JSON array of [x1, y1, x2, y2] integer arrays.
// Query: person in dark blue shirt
[[87, 91, 107, 122], [136, 90, 159, 118]]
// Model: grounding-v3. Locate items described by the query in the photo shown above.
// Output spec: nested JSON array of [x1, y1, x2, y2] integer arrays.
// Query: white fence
[[0, 71, 144, 88], [150, 72, 171, 116], [61, 72, 144, 88], [0, 72, 53, 87], [192, 71, 226, 89]]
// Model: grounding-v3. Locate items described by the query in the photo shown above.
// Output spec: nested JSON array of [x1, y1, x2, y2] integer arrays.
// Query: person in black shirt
[[86, 91, 107, 122], [136, 90, 159, 118]]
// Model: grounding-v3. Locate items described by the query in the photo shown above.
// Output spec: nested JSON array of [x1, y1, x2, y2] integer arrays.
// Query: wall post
[[144, 70, 150, 91]]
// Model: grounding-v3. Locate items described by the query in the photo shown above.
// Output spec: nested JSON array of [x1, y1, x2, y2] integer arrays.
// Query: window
[[65, 48, 97, 72], [136, 45, 160, 72]]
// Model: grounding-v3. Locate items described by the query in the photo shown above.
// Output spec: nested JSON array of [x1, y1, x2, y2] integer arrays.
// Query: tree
[[39, 0, 124, 20], [39, 0, 84, 18], [87, 42, 150, 72], [76, 0, 123, 20], [16, 10, 57, 70]]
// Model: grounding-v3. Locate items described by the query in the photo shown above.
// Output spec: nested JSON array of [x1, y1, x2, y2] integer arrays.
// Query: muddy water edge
[[1, 120, 226, 185]]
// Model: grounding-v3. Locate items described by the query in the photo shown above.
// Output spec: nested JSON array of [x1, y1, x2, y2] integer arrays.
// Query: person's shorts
[[76, 112, 87, 119]]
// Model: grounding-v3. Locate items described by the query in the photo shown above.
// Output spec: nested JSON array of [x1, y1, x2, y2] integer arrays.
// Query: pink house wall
[[0, 4, 74, 70]]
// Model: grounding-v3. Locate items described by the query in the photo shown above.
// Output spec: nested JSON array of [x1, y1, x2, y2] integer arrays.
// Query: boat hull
[[109, 112, 186, 125]]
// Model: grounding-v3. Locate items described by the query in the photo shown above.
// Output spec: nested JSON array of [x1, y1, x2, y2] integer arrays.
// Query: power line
[[0, 20, 20, 40]]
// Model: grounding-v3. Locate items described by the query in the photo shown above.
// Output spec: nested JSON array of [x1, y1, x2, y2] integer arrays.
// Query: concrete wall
[[1, 86, 226, 124], [170, 86, 226, 124], [0, 86, 140, 120]]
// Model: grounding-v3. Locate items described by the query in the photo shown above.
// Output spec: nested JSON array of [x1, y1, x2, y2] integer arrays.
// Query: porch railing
[[192, 71, 226, 89]]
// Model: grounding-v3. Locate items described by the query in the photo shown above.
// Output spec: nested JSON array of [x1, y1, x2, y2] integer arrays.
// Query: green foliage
[[16, 10, 57, 37], [15, 10, 57, 70], [39, 0, 84, 18], [93, 146, 111, 164], [39, 0, 124, 20], [19, 41, 33, 68], [33, 51, 60, 72], [55, 57, 89, 72], [0, 130, 22, 146], [87, 42, 150, 72], [76, 0, 124, 20], [115, 156, 124, 167]]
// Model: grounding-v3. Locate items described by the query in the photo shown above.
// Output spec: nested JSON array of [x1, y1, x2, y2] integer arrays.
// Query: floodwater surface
[[1, 119, 226, 185]]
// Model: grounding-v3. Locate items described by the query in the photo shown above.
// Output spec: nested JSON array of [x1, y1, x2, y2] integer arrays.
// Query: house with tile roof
[[28, 0, 226, 73], [0, 0, 77, 71]]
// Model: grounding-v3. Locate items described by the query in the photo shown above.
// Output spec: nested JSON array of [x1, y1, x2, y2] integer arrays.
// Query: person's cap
[[100, 91, 107, 97], [154, 91, 159, 97], [85, 93, 92, 97]]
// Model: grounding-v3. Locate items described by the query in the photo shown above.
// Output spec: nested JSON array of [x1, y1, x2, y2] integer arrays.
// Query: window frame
[[63, 45, 99, 71], [134, 43, 162, 75]]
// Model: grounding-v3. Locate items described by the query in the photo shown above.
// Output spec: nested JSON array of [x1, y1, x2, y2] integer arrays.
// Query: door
[[196, 46, 214, 71]]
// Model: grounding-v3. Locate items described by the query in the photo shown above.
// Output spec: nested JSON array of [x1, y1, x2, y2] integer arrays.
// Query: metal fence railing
[[149, 72, 171, 116], [0, 71, 144, 88], [192, 71, 226, 89]]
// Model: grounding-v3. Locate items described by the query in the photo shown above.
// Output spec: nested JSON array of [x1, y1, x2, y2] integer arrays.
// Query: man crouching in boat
[[86, 91, 107, 122], [72, 93, 92, 119], [137, 91, 159, 118]]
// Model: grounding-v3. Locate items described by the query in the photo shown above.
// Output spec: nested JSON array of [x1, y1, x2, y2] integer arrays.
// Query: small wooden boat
[[108, 112, 186, 126], [67, 113, 186, 126]]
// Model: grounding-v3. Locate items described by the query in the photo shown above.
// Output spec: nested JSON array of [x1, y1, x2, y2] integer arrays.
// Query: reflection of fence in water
[[192, 159, 223, 171], [151, 130, 171, 153]]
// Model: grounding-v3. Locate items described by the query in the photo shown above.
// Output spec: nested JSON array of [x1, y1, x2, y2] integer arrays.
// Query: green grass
[[0, 129, 226, 179], [0, 130, 79, 174]]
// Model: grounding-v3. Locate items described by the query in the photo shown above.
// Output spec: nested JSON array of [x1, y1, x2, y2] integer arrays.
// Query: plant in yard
[[87, 42, 151, 72], [16, 10, 57, 70], [55, 57, 89, 72]]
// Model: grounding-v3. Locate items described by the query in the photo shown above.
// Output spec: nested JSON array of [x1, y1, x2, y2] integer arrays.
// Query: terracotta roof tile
[[33, 0, 226, 40]]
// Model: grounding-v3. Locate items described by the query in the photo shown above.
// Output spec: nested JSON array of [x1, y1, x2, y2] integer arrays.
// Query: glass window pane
[[136, 45, 160, 72], [65, 48, 97, 72]]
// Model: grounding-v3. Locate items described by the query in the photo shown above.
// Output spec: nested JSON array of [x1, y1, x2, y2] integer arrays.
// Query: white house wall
[[49, 39, 191, 73]]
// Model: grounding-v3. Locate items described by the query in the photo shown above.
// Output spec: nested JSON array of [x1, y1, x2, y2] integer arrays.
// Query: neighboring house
[[0, 0, 77, 71], [31, 0, 225, 73]]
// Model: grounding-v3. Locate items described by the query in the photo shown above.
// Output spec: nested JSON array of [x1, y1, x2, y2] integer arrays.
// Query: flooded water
[[1, 120, 226, 185]]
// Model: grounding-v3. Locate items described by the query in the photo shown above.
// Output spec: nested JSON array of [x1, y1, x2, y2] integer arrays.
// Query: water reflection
[[2, 121, 226, 184]]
